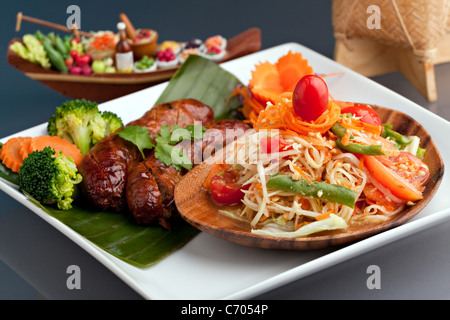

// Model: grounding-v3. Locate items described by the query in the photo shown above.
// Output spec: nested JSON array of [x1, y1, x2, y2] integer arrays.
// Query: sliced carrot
[[0, 137, 31, 173], [249, 61, 283, 93], [248, 51, 314, 105], [276, 51, 313, 92], [19, 137, 33, 161], [29, 135, 83, 167], [249, 61, 284, 103], [251, 87, 284, 104]]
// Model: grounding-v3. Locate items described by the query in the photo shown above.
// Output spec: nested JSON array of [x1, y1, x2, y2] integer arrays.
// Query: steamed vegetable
[[47, 99, 123, 155], [19, 147, 82, 210], [0, 135, 82, 172], [0, 137, 32, 173]]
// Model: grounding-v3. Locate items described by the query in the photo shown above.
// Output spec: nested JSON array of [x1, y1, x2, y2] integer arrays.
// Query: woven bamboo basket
[[332, 0, 450, 101], [333, 0, 450, 62]]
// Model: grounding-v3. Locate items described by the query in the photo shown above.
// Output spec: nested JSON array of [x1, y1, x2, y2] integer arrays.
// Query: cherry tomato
[[363, 151, 429, 201], [260, 138, 292, 154], [210, 169, 248, 205], [69, 49, 78, 59], [292, 75, 329, 121], [341, 104, 382, 129], [76, 54, 91, 67], [64, 56, 74, 67]]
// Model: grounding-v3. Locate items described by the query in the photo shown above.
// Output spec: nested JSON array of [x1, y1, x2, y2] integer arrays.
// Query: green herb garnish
[[118, 125, 155, 158], [118, 124, 206, 170], [154, 124, 206, 171]]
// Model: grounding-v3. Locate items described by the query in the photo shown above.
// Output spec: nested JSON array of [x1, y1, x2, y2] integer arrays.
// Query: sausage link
[[126, 119, 251, 227], [79, 99, 214, 212]]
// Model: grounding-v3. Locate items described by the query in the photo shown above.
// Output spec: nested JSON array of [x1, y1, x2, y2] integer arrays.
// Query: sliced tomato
[[366, 134, 399, 157], [210, 169, 248, 205], [341, 103, 382, 131], [375, 151, 429, 191], [363, 182, 404, 210], [363, 152, 429, 202], [260, 137, 292, 154]]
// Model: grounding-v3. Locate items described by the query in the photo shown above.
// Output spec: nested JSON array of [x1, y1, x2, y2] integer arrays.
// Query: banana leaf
[[0, 56, 244, 267], [156, 54, 243, 120]]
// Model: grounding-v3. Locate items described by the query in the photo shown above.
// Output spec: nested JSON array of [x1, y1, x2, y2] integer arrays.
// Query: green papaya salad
[[204, 75, 430, 238]]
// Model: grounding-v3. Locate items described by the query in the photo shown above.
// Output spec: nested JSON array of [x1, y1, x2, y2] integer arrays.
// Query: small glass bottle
[[115, 22, 133, 72]]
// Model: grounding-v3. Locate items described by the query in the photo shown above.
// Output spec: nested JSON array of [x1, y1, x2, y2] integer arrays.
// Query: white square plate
[[1, 42, 450, 300]]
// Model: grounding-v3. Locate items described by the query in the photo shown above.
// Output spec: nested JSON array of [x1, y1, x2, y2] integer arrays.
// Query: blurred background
[[0, 0, 337, 139], [1, 0, 450, 300]]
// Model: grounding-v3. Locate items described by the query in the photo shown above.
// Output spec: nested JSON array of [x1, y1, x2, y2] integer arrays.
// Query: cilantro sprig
[[155, 124, 206, 171], [118, 124, 206, 171], [118, 125, 155, 158]]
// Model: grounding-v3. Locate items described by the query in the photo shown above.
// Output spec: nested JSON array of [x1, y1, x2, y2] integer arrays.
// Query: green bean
[[55, 35, 68, 56], [381, 124, 411, 148], [266, 174, 357, 208], [42, 37, 68, 73], [331, 122, 384, 155], [335, 139, 385, 156]]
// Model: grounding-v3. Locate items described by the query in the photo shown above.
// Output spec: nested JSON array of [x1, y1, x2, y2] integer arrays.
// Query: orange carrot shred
[[253, 93, 341, 136], [341, 130, 352, 146], [316, 211, 332, 221]]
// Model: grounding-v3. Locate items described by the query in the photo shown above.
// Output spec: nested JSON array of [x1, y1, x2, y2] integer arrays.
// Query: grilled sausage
[[79, 99, 214, 212], [178, 119, 252, 165], [125, 161, 166, 226], [78, 133, 142, 211], [126, 119, 251, 228], [126, 152, 183, 228]]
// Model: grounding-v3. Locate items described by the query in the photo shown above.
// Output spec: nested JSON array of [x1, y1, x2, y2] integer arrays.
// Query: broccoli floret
[[47, 99, 123, 155], [102, 111, 124, 136], [19, 147, 82, 210]]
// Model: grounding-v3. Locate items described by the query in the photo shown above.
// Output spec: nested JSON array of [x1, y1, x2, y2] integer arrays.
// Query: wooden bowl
[[130, 29, 158, 60], [174, 105, 445, 250]]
